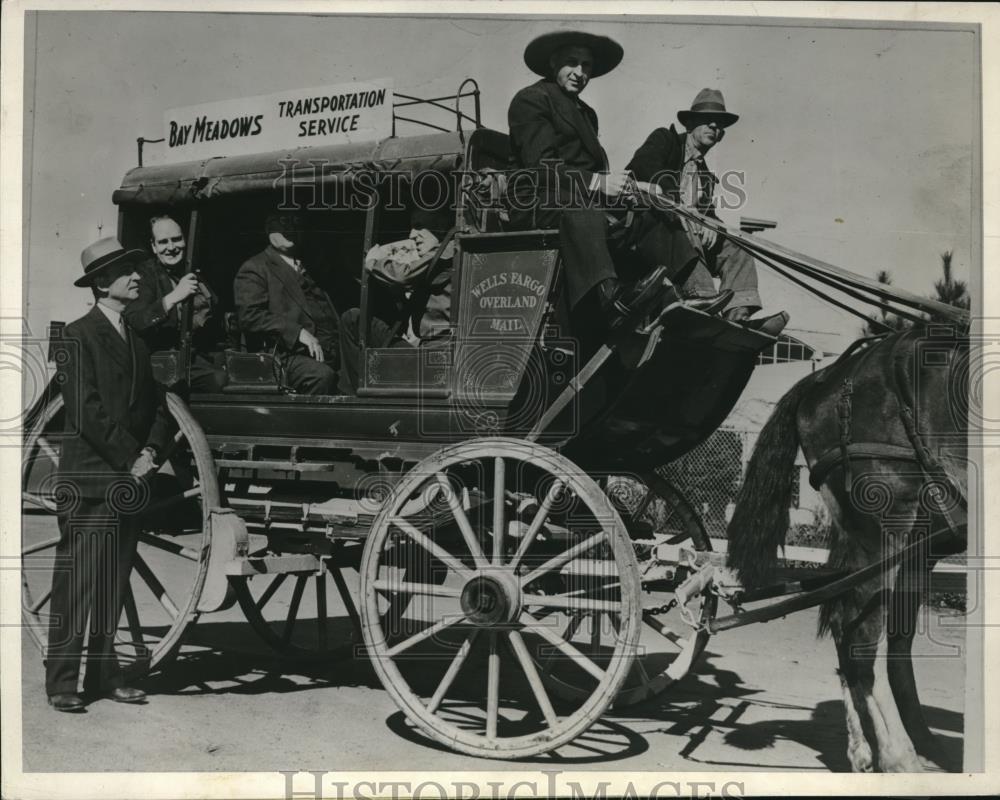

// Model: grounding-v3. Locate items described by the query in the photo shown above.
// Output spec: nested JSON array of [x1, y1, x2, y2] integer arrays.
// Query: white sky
[[21, 10, 978, 347]]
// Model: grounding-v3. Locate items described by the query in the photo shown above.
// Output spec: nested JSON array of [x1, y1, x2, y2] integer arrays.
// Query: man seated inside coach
[[338, 207, 455, 395], [234, 212, 342, 395]]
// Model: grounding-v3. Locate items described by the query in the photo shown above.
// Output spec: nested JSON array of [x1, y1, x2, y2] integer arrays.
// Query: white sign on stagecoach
[[159, 78, 393, 163]]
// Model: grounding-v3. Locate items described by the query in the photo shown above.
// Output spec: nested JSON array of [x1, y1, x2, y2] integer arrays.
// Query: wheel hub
[[460, 571, 521, 627]]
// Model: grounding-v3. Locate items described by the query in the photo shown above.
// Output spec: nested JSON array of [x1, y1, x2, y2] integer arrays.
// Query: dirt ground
[[18, 514, 968, 775]]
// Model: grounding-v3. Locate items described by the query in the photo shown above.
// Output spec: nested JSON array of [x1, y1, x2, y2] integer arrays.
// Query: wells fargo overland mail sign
[[160, 78, 393, 162]]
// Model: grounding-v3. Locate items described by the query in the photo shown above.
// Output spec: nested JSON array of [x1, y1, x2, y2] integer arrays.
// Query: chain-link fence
[[658, 427, 832, 546]]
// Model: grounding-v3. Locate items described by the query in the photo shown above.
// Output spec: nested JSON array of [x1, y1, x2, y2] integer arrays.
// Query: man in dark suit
[[627, 89, 788, 335], [124, 214, 227, 392], [45, 237, 172, 712], [234, 212, 341, 394], [506, 31, 730, 343]]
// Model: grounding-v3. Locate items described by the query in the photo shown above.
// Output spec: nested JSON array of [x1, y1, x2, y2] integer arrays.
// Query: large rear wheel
[[21, 392, 218, 680]]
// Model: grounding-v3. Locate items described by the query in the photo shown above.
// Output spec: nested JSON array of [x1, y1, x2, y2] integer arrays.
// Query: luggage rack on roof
[[134, 79, 483, 167]]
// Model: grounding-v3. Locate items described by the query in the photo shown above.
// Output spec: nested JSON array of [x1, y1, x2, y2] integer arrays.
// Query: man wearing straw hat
[[506, 31, 732, 345], [45, 237, 171, 712], [627, 88, 788, 335]]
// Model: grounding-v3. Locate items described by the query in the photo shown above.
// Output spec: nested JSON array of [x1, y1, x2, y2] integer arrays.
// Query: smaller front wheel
[[359, 438, 642, 759]]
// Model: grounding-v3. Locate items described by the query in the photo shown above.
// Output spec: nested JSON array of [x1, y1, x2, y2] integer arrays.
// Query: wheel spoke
[[122, 587, 146, 654], [34, 435, 58, 463], [426, 629, 479, 713], [22, 535, 61, 556], [256, 574, 289, 611], [281, 576, 307, 646], [372, 579, 461, 598], [434, 474, 489, 569], [492, 457, 505, 565], [315, 574, 328, 651], [133, 554, 179, 619], [519, 530, 607, 588], [28, 586, 52, 614], [633, 487, 656, 520], [590, 611, 602, 650], [507, 629, 559, 728], [519, 614, 606, 682], [486, 632, 500, 739], [391, 516, 473, 579], [508, 478, 564, 571], [141, 486, 202, 519], [139, 532, 201, 561], [385, 615, 465, 658], [522, 595, 622, 613], [330, 564, 362, 642], [22, 492, 58, 513]]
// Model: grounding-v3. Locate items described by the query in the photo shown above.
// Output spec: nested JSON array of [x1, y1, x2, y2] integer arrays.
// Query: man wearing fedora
[[506, 31, 729, 345], [234, 212, 341, 395], [45, 238, 172, 712], [124, 214, 228, 393], [627, 88, 789, 335]]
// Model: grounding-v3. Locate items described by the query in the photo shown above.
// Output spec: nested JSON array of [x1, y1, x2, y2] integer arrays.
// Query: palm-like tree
[[933, 250, 971, 310], [862, 270, 912, 336]]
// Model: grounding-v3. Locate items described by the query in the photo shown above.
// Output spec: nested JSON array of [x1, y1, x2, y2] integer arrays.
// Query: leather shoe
[[106, 686, 147, 704], [684, 290, 734, 316], [48, 693, 86, 713], [600, 266, 674, 331], [742, 310, 790, 337]]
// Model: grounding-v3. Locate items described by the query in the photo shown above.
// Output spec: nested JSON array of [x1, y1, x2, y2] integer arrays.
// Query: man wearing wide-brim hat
[[506, 31, 729, 347], [45, 237, 171, 712], [626, 88, 789, 336]]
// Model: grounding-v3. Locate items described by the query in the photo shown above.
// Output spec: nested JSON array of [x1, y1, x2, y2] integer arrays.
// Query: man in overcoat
[[505, 31, 731, 341], [627, 89, 788, 334], [124, 214, 228, 392], [234, 212, 341, 394], [45, 237, 171, 712]]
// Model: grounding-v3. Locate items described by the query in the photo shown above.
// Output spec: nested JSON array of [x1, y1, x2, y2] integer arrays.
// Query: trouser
[[150, 348, 228, 394], [281, 353, 339, 395], [338, 308, 407, 395], [188, 351, 229, 393], [45, 498, 140, 696], [507, 191, 618, 310], [682, 236, 762, 314], [621, 207, 701, 285]]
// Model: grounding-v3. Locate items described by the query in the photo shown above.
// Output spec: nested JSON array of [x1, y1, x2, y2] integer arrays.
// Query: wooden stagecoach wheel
[[534, 471, 717, 707], [359, 438, 642, 759], [230, 557, 361, 661], [539, 473, 717, 707], [21, 392, 218, 678]]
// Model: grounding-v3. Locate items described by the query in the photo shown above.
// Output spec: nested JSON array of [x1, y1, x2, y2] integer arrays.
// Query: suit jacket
[[124, 256, 219, 353], [507, 79, 608, 200], [54, 305, 171, 498], [626, 125, 719, 217], [234, 246, 340, 358]]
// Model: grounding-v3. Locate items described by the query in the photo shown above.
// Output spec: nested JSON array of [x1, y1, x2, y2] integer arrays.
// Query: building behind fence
[[659, 329, 842, 545]]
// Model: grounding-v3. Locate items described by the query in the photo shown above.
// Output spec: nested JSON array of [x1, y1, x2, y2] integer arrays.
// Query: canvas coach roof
[[113, 131, 466, 207]]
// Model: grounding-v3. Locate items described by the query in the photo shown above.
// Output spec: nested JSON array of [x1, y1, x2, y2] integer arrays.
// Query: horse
[[725, 323, 969, 772]]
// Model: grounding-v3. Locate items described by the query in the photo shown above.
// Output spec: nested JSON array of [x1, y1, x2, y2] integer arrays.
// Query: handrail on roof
[[135, 79, 483, 167], [391, 79, 482, 140]]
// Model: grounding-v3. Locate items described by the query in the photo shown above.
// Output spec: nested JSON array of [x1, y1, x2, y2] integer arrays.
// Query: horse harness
[[806, 331, 967, 519], [707, 332, 968, 633]]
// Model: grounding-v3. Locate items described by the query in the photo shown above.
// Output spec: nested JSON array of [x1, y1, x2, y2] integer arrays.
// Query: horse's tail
[[726, 374, 815, 587]]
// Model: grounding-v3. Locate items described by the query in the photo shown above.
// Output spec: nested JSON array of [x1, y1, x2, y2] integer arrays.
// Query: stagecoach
[[21, 83, 969, 761]]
